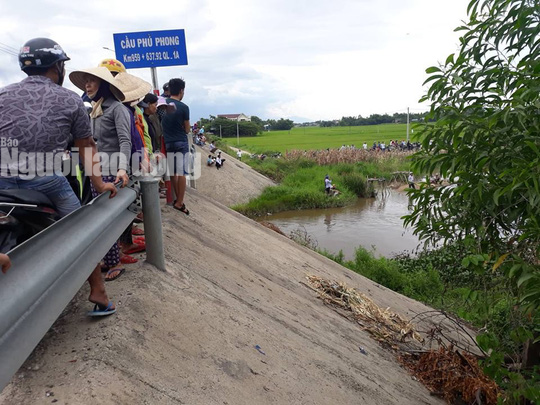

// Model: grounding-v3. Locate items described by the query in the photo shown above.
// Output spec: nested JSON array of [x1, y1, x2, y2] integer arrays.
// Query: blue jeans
[[0, 175, 81, 217]]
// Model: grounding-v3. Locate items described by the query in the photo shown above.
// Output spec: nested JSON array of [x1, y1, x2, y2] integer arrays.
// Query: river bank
[[230, 151, 411, 217]]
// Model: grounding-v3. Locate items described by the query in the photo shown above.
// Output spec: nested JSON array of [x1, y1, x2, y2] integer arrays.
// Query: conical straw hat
[[113, 72, 152, 104], [69, 67, 125, 101]]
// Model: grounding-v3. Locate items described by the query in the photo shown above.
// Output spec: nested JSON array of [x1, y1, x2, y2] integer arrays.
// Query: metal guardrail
[[0, 183, 140, 391]]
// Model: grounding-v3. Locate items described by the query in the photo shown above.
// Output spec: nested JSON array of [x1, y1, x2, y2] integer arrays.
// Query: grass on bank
[[231, 156, 410, 217], [213, 127, 412, 217]]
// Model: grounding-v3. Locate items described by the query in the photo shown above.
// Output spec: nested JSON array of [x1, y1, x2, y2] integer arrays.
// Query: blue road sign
[[113, 29, 188, 69]]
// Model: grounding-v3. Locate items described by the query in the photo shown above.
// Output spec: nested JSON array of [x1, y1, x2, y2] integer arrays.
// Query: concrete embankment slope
[[194, 145, 275, 207], [0, 151, 442, 405]]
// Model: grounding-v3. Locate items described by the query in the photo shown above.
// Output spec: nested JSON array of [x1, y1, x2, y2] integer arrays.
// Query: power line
[[0, 41, 18, 57], [0, 42, 18, 51], [0, 46, 18, 57]]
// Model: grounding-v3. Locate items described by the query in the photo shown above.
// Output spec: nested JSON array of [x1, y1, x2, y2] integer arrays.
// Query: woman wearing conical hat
[[69, 67, 131, 282]]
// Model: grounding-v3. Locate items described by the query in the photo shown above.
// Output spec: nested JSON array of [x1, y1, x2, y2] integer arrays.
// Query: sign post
[[150, 67, 159, 94], [113, 29, 190, 200]]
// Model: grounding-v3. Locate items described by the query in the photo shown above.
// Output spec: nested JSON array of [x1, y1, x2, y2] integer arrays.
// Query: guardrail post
[[139, 177, 166, 271]]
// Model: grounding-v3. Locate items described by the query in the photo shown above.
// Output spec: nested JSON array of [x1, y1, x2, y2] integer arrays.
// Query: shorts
[[166, 141, 190, 176], [0, 175, 81, 217]]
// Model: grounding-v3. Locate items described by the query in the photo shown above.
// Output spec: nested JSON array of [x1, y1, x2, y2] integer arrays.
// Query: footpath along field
[[229, 123, 412, 153]]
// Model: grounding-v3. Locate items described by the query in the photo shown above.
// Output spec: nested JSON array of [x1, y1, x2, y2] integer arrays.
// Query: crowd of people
[[192, 123, 207, 146], [339, 140, 421, 152], [206, 150, 226, 170], [0, 37, 195, 316], [203, 139, 228, 170]]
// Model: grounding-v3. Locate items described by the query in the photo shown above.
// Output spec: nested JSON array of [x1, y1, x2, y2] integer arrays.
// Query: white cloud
[[0, 0, 470, 121]]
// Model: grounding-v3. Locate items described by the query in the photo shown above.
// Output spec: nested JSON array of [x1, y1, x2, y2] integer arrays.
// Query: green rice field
[[222, 123, 417, 153]]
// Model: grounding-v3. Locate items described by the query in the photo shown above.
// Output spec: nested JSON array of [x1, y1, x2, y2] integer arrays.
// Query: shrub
[[338, 172, 372, 197]]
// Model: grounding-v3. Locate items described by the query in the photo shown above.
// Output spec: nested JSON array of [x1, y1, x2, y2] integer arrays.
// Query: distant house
[[217, 113, 251, 122]]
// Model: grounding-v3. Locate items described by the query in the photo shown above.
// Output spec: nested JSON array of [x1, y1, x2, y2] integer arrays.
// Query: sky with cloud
[[0, 0, 470, 122]]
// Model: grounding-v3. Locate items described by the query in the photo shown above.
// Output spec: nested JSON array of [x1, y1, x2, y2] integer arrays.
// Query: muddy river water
[[264, 190, 421, 260]]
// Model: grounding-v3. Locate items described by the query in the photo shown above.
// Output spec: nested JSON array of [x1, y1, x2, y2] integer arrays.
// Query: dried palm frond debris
[[399, 347, 500, 405], [259, 221, 288, 237], [285, 148, 414, 166], [305, 275, 423, 347], [306, 275, 501, 404]]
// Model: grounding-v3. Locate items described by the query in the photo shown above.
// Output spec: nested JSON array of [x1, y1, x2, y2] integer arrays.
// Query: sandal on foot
[[173, 203, 190, 215], [120, 255, 138, 264], [123, 243, 145, 254], [105, 267, 125, 282], [87, 301, 116, 317]]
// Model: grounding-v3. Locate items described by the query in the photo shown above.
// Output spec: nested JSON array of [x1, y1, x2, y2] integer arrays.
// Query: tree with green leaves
[[270, 118, 294, 130], [209, 117, 260, 137], [405, 0, 539, 400], [407, 0, 539, 309], [250, 115, 264, 131]]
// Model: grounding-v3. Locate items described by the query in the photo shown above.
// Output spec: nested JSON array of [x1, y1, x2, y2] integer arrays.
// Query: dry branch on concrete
[[306, 275, 500, 404], [306, 275, 424, 348]]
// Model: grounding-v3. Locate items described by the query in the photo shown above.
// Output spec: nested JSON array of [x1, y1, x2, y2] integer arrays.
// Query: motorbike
[[0, 189, 59, 253]]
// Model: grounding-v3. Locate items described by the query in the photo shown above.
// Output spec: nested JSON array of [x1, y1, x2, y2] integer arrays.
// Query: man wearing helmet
[[0, 38, 119, 316]]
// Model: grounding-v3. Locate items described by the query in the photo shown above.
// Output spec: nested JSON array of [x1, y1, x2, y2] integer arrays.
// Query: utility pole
[[406, 107, 410, 142]]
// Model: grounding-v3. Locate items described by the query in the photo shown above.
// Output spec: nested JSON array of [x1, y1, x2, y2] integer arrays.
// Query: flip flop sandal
[[134, 236, 145, 243], [120, 255, 138, 264], [87, 301, 116, 317], [122, 243, 146, 254], [173, 203, 190, 215], [132, 227, 145, 235], [105, 268, 125, 282]]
